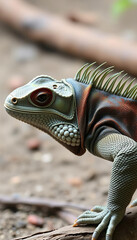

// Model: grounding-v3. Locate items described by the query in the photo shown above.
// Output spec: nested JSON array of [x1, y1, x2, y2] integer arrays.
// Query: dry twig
[[0, 195, 88, 211], [0, 195, 88, 224]]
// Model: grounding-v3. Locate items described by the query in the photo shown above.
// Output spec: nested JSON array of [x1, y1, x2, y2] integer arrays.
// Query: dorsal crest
[[75, 63, 137, 100]]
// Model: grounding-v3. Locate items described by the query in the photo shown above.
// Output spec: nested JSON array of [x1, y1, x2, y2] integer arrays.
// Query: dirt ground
[[0, 1, 137, 239]]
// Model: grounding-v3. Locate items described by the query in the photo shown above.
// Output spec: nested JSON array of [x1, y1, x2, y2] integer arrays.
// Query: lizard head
[[4, 75, 84, 155]]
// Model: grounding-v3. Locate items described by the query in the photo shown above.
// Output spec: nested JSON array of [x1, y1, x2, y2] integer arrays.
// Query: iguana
[[4, 63, 137, 240]]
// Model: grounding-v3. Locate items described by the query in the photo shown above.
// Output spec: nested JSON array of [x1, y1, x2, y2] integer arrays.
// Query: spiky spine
[[75, 63, 137, 100]]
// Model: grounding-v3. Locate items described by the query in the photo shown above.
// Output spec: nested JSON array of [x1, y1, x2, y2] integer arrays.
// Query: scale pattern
[[50, 124, 80, 146], [94, 133, 137, 211]]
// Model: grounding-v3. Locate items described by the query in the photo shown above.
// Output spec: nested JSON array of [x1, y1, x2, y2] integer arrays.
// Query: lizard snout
[[4, 94, 18, 110]]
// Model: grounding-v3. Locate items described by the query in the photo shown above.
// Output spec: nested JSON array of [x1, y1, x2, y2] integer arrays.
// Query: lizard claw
[[130, 199, 137, 208], [73, 219, 78, 227], [73, 206, 125, 240]]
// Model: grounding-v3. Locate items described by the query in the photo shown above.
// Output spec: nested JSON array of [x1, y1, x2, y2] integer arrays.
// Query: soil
[[0, 0, 137, 239]]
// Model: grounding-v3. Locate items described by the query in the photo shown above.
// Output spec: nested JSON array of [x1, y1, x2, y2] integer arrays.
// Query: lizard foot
[[73, 206, 125, 240]]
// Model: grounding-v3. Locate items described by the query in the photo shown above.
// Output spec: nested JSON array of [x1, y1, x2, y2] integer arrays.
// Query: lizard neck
[[66, 78, 92, 151]]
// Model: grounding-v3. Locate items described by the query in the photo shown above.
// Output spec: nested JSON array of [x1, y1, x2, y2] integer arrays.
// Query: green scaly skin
[[4, 63, 137, 240]]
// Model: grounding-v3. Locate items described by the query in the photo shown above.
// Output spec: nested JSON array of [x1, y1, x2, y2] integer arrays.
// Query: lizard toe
[[91, 205, 105, 212]]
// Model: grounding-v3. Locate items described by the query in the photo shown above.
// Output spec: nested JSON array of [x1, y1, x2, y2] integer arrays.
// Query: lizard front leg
[[74, 133, 137, 240]]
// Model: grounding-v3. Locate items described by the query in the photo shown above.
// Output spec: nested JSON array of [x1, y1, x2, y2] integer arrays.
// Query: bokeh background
[[0, 0, 137, 239]]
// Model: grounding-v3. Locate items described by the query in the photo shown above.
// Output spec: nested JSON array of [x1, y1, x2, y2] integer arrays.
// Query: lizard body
[[4, 63, 137, 240]]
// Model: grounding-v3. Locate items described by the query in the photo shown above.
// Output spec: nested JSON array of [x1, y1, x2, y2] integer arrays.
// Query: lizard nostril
[[53, 84, 58, 89], [11, 97, 18, 105]]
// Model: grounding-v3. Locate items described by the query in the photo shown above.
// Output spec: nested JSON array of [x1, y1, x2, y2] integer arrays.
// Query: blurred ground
[[0, 0, 137, 239]]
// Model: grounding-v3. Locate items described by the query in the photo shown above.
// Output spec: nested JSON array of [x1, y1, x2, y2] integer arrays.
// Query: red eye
[[30, 88, 53, 106]]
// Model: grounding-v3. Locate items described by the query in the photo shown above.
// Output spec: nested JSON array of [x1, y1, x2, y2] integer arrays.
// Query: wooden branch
[[67, 11, 99, 26], [0, 195, 88, 224], [0, 0, 137, 75], [13, 208, 137, 240], [0, 195, 88, 211]]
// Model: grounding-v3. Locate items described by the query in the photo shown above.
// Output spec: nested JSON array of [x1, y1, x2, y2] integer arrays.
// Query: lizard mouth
[[4, 102, 19, 114], [4, 103, 34, 115]]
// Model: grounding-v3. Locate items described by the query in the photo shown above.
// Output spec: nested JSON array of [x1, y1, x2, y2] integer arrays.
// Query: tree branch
[[0, 195, 88, 211], [0, 0, 137, 75], [0, 195, 88, 224]]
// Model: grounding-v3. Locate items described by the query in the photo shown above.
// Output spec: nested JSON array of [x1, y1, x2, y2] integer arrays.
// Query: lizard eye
[[30, 88, 53, 106]]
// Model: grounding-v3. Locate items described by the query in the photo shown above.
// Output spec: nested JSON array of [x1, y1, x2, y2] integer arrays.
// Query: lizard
[[4, 62, 137, 240]]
